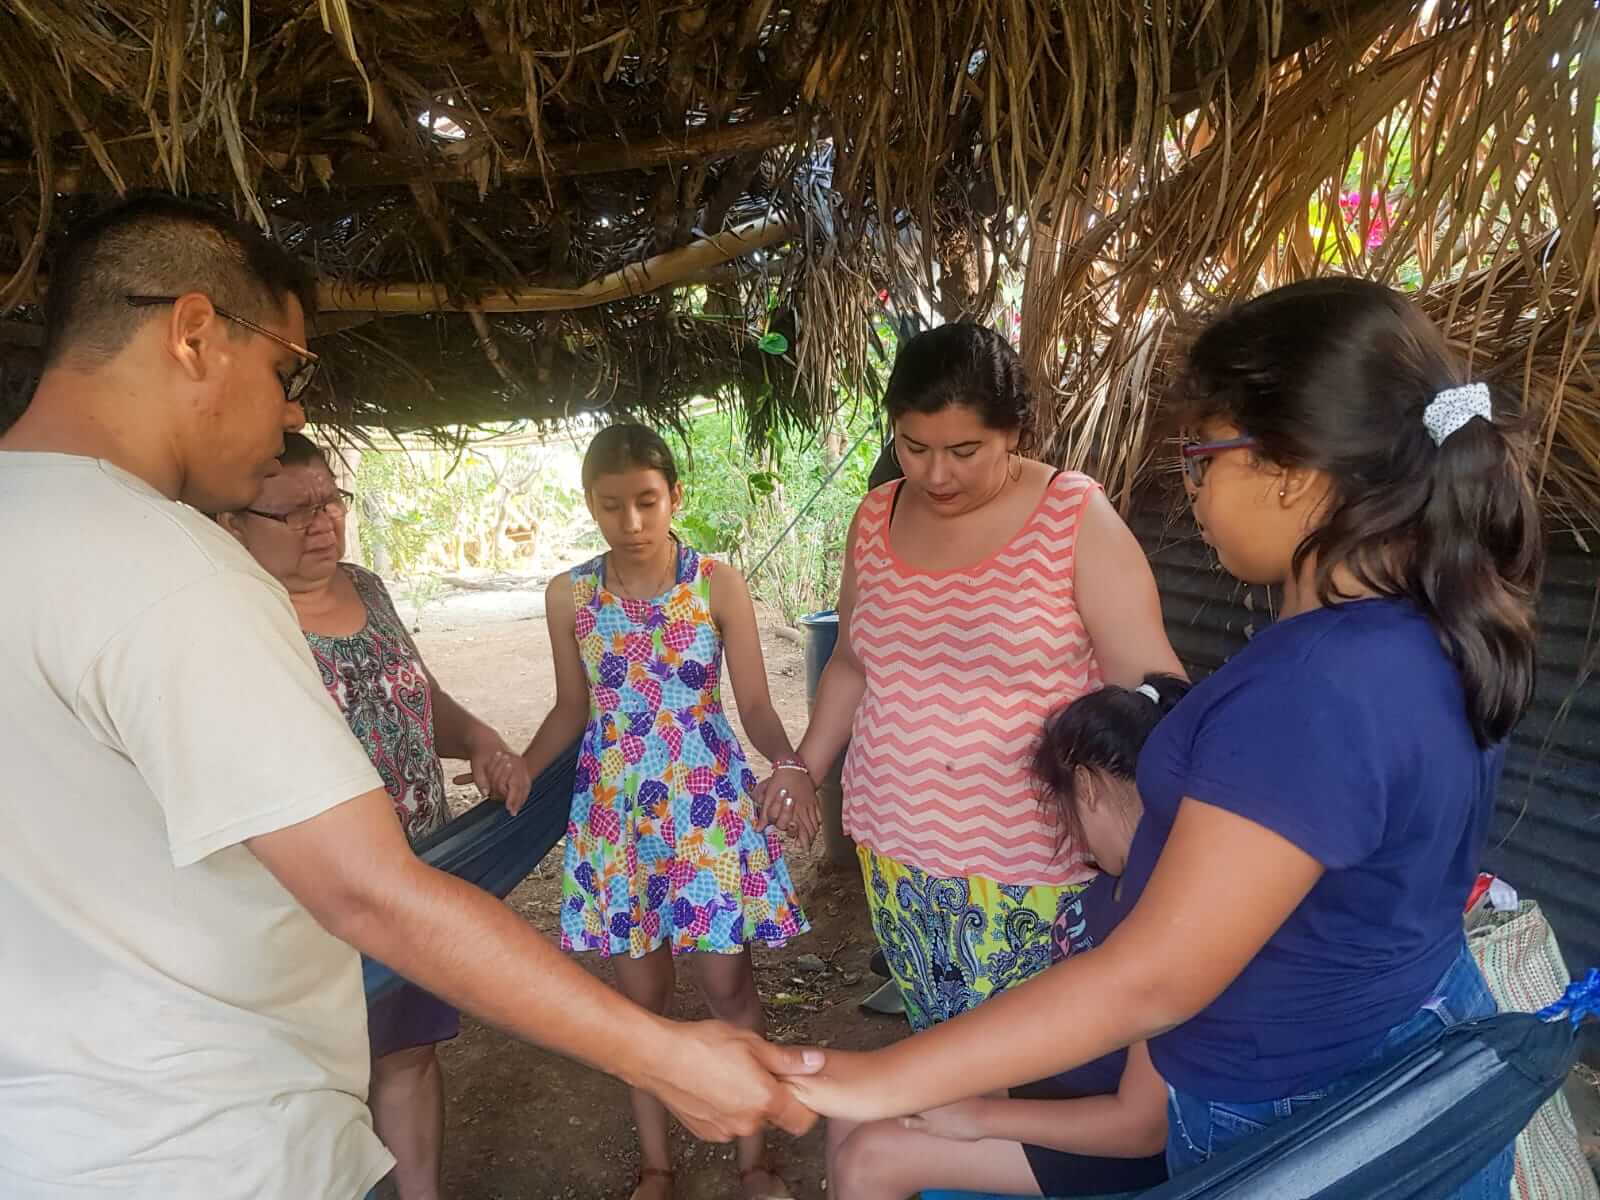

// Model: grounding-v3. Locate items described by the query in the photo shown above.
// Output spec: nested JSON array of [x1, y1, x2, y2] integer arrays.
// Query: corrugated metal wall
[[1131, 505, 1600, 977]]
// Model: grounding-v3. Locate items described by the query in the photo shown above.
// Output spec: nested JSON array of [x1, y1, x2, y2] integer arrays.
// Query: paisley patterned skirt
[[858, 843, 1086, 1031]]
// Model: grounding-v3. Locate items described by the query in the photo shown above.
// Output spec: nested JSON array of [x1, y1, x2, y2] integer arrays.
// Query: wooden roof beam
[[316, 214, 794, 313]]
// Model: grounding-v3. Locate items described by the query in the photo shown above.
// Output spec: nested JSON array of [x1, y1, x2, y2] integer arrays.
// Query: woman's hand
[[491, 751, 535, 814], [899, 1098, 990, 1141], [758, 769, 821, 846]]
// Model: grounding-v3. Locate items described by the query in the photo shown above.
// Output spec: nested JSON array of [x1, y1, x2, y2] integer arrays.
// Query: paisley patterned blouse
[[304, 565, 449, 844]]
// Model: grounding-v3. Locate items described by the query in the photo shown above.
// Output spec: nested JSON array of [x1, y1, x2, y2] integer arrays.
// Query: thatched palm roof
[[1, 1, 1597, 526]]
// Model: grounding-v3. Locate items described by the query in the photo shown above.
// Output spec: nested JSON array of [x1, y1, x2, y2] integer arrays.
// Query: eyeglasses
[[1180, 436, 1259, 488], [245, 489, 352, 532], [125, 295, 321, 402]]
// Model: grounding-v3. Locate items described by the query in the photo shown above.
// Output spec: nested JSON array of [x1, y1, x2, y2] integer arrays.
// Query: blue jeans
[[1165, 942, 1516, 1199]]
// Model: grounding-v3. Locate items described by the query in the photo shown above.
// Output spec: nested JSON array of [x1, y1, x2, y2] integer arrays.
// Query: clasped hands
[[752, 764, 823, 846], [648, 1029, 891, 1141]]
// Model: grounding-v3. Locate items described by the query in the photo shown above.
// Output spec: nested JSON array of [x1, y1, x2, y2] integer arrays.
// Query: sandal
[[738, 1162, 796, 1200], [628, 1167, 673, 1200]]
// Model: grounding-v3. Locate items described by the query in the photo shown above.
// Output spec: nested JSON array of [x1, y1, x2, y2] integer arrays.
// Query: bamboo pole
[[316, 215, 796, 313]]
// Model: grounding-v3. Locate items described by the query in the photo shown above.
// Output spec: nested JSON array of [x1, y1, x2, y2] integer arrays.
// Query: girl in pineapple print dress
[[503, 424, 812, 1200]]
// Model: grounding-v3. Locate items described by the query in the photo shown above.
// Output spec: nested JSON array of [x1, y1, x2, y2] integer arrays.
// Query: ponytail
[[1180, 278, 1544, 746], [1411, 413, 1542, 743]]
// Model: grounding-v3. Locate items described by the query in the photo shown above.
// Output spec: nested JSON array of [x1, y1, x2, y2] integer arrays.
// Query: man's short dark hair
[[43, 195, 316, 367]]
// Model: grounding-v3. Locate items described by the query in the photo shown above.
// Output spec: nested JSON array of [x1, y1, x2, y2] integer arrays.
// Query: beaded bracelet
[[771, 755, 812, 778]]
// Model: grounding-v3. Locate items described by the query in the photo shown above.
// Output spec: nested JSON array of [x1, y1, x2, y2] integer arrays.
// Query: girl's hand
[[759, 771, 821, 846], [900, 1098, 989, 1141], [777, 1048, 899, 1123]]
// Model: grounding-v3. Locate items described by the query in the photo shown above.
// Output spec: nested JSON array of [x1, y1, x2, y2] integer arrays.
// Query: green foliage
[[355, 448, 478, 575], [670, 407, 882, 624], [354, 442, 584, 577]]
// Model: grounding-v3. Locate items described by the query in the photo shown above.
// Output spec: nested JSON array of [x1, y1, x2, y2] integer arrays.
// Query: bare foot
[[628, 1168, 673, 1200], [739, 1166, 795, 1200]]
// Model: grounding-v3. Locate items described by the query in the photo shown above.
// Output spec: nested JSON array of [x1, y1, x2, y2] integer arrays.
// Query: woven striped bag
[[1465, 900, 1599, 1200]]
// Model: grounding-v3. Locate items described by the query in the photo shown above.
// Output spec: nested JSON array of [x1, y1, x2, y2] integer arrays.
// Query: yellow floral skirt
[[858, 843, 1087, 1031]]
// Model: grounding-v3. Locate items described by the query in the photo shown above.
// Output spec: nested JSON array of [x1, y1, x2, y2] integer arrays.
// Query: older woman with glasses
[[219, 432, 530, 1200]]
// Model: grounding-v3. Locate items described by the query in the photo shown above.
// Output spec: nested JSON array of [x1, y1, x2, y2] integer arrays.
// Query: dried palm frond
[[0, 0, 1593, 535], [998, 0, 1599, 527]]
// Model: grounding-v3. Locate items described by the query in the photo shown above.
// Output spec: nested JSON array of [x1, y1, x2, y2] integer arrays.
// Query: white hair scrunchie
[[1423, 382, 1492, 446], [1135, 683, 1161, 704]]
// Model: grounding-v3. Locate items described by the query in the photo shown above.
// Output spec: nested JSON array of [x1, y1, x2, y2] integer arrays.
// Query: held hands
[[452, 727, 535, 814], [754, 760, 822, 847], [635, 1019, 824, 1141], [772, 1047, 899, 1124]]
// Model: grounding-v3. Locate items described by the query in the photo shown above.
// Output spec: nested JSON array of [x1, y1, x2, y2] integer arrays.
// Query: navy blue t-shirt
[[1124, 598, 1502, 1102], [1013, 872, 1134, 1100]]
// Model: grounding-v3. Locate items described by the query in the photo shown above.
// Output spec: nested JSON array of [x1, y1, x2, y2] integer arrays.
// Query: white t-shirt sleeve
[[76, 567, 385, 867]]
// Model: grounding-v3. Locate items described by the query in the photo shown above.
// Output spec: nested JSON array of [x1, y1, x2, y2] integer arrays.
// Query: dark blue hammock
[[361, 742, 578, 1006], [931, 971, 1599, 1200]]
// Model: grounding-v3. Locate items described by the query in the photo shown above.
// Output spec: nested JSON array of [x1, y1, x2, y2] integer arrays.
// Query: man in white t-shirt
[[0, 197, 819, 1199]]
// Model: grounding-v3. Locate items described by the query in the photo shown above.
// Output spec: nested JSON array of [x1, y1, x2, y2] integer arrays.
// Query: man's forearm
[[249, 788, 825, 1142], [335, 854, 664, 1086]]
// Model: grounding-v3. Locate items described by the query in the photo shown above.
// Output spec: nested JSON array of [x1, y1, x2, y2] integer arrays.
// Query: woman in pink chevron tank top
[[763, 323, 1182, 1032]]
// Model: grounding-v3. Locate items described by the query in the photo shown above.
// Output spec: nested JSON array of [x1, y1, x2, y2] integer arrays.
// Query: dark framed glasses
[[245, 489, 352, 532], [125, 295, 321, 402], [1180, 436, 1259, 488]]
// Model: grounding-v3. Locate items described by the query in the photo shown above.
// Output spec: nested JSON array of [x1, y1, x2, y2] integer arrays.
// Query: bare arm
[[909, 1043, 1168, 1158], [757, 509, 869, 835], [429, 674, 500, 763], [247, 790, 820, 1140], [1074, 489, 1186, 687], [491, 575, 591, 807], [785, 799, 1324, 1120], [428, 665, 532, 805], [710, 563, 796, 764], [794, 508, 869, 777], [713, 563, 823, 843]]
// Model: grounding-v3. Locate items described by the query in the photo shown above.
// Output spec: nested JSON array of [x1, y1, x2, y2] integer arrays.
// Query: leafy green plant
[[670, 406, 881, 624], [354, 441, 585, 578]]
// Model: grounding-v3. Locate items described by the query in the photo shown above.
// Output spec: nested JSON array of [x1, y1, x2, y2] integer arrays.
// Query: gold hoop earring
[[1009, 451, 1023, 483]]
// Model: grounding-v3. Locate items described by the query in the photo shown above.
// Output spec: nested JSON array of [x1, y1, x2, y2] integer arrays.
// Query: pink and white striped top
[[841, 471, 1103, 885]]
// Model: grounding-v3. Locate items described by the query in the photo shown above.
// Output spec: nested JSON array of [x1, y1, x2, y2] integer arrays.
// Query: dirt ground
[[415, 605, 901, 1200], [413, 599, 1600, 1199]]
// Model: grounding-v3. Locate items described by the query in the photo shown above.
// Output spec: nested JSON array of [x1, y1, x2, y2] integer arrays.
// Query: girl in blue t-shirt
[[785, 278, 1541, 1200], [827, 676, 1188, 1200]]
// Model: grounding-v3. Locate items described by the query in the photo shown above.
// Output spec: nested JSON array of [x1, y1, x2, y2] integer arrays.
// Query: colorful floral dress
[[560, 543, 809, 958]]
